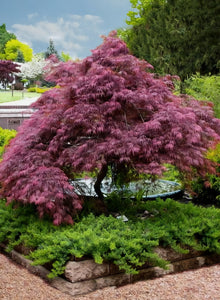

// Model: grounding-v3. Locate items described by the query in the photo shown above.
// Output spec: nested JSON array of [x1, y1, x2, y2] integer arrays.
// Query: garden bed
[[0, 198, 220, 296], [0, 243, 219, 297]]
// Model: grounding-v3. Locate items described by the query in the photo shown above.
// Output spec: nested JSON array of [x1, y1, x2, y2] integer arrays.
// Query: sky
[[0, 0, 132, 60]]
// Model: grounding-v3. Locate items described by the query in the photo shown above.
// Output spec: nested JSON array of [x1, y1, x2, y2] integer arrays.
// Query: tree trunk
[[94, 164, 108, 214]]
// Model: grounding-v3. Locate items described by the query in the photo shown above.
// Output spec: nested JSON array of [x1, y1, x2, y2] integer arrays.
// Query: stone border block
[[0, 243, 220, 297], [65, 259, 110, 282]]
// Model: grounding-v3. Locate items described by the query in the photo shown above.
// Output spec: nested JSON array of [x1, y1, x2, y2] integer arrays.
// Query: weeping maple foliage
[[0, 31, 220, 225]]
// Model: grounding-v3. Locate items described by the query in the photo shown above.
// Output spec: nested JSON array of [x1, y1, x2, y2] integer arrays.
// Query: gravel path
[[0, 253, 219, 300]]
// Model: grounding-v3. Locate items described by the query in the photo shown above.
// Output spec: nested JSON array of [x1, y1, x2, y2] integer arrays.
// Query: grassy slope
[[0, 91, 39, 103]]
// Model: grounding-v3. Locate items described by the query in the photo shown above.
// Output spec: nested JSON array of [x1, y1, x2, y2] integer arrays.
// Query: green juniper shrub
[[0, 198, 219, 279], [104, 189, 133, 214]]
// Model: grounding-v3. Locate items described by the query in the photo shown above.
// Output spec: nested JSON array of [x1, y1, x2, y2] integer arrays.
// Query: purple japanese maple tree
[[0, 60, 20, 89], [0, 32, 220, 225]]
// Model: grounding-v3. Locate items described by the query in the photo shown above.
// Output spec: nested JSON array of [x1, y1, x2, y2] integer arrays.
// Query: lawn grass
[[0, 91, 39, 103]]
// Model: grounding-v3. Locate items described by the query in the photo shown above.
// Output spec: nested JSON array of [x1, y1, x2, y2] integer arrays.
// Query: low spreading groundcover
[[0, 197, 219, 279]]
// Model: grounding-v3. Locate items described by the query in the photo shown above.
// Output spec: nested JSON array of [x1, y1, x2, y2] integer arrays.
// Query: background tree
[[0, 60, 20, 89], [44, 39, 60, 60], [122, 0, 220, 80], [18, 53, 48, 86], [0, 23, 16, 57], [15, 49, 25, 63], [4, 39, 33, 62], [60, 51, 72, 62], [0, 32, 220, 225]]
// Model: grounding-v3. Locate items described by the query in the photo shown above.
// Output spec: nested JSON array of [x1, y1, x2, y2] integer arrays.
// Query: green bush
[[0, 127, 16, 158], [174, 74, 220, 202], [183, 74, 220, 118], [0, 198, 219, 278], [27, 86, 59, 93], [27, 87, 37, 92], [191, 143, 220, 204], [35, 87, 50, 93]]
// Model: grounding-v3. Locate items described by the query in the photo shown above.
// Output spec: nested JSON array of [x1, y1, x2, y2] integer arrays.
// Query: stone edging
[[0, 243, 220, 297]]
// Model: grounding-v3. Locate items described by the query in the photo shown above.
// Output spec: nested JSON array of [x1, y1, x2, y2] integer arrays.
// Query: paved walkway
[[0, 97, 39, 106]]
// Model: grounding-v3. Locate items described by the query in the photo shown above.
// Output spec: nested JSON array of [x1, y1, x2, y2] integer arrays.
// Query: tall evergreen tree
[[123, 0, 220, 79], [16, 50, 25, 63], [44, 39, 60, 60], [0, 24, 16, 56]]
